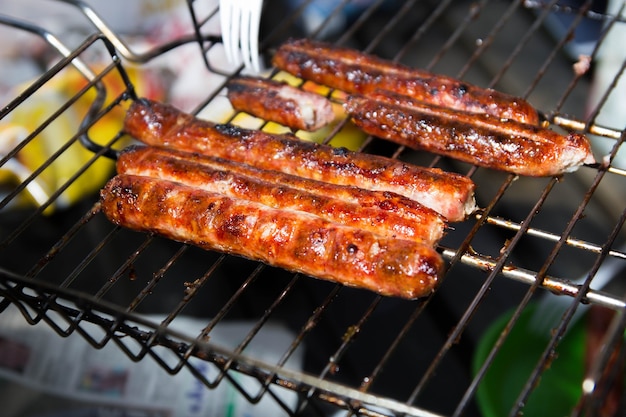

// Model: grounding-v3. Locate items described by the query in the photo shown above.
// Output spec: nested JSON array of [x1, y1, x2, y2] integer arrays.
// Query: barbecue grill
[[1, 0, 625, 416]]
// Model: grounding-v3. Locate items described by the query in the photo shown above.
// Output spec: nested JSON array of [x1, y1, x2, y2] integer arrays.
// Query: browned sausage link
[[226, 76, 335, 131], [123, 99, 476, 221], [117, 146, 446, 245], [345, 92, 595, 177], [119, 146, 446, 234], [100, 174, 443, 299], [272, 38, 540, 125]]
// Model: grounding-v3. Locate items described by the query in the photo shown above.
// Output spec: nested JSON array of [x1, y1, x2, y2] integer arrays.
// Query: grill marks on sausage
[[106, 35, 596, 299], [345, 92, 595, 176], [121, 145, 445, 232], [271, 39, 596, 176], [123, 99, 476, 221], [272, 38, 540, 125], [116, 146, 446, 245], [108, 97, 486, 298], [100, 175, 443, 299]]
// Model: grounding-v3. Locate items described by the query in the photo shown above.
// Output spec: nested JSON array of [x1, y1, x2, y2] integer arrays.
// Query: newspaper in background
[[0, 305, 303, 417]]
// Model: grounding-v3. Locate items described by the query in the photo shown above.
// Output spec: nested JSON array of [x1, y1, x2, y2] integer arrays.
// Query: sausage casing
[[100, 174, 443, 299], [226, 76, 335, 131], [272, 38, 540, 125], [345, 92, 595, 176], [117, 146, 444, 228], [117, 146, 446, 245], [123, 98, 476, 221]]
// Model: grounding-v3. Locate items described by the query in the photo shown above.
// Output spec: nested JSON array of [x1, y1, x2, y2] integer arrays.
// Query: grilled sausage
[[117, 146, 446, 245], [118, 146, 446, 229], [272, 38, 540, 125], [344, 92, 595, 176], [123, 98, 476, 221], [100, 174, 444, 299], [118, 146, 444, 228], [226, 76, 335, 131]]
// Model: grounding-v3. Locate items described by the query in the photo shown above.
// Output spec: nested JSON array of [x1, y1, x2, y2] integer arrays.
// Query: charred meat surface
[[272, 38, 540, 125], [117, 146, 447, 245], [123, 98, 476, 221], [345, 92, 595, 176], [100, 174, 443, 299]]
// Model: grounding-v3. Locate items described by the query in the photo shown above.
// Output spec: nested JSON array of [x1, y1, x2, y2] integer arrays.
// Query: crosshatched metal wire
[[0, 1, 625, 417]]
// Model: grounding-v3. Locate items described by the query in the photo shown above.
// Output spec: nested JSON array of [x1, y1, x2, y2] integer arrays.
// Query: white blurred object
[[219, 0, 264, 72]]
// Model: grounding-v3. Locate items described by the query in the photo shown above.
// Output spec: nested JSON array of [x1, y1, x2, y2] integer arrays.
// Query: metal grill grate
[[0, 1, 625, 416]]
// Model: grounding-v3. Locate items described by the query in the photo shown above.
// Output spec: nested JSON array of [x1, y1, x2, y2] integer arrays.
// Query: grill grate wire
[[0, 1, 625, 416]]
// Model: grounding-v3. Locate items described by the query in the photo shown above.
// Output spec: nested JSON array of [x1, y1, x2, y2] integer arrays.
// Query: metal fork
[[528, 247, 625, 335], [219, 0, 263, 72]]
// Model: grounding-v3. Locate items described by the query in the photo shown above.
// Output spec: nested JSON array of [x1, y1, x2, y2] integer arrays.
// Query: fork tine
[[242, 0, 263, 72], [220, 0, 241, 67], [219, 0, 234, 64], [229, 0, 243, 67], [240, 2, 253, 71], [250, 0, 263, 72]]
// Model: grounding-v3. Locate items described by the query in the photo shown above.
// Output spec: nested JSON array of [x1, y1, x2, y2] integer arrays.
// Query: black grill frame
[[0, 1, 625, 416]]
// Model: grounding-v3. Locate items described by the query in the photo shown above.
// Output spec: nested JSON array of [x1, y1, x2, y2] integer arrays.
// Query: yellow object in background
[[0, 90, 115, 213], [0, 64, 165, 214]]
